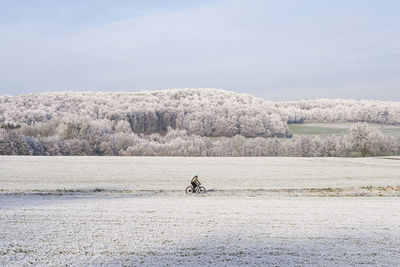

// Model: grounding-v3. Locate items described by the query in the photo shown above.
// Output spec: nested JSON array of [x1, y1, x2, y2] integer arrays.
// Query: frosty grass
[[1, 156, 400, 266]]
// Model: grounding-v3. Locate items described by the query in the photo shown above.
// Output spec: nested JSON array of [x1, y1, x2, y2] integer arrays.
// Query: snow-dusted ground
[[1, 195, 400, 266], [1, 156, 400, 266], [1, 156, 400, 192]]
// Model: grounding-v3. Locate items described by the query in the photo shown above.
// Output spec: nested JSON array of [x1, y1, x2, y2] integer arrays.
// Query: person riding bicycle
[[191, 175, 201, 191]]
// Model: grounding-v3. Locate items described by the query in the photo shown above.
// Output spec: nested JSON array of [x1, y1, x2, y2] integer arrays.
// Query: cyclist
[[191, 175, 201, 192]]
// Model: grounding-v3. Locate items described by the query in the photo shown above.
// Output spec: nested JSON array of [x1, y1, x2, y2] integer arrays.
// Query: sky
[[0, 0, 399, 101]]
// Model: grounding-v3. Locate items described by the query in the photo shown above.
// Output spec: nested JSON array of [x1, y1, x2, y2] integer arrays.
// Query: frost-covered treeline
[[2, 89, 400, 140], [1, 89, 400, 157], [276, 99, 400, 124], [0, 89, 289, 138], [1, 123, 399, 157]]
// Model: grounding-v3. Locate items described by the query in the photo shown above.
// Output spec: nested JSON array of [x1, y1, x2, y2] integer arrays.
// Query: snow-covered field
[[1, 156, 400, 192], [1, 156, 400, 266], [2, 195, 400, 266]]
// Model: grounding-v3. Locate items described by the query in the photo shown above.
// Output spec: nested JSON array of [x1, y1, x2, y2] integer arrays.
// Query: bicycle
[[185, 183, 206, 194]]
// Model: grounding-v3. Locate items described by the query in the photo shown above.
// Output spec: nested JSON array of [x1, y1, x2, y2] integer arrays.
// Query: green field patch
[[379, 127, 400, 136], [289, 123, 400, 138], [288, 124, 348, 137]]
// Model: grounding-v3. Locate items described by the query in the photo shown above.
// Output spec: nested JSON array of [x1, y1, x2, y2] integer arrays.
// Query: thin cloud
[[0, 0, 399, 100]]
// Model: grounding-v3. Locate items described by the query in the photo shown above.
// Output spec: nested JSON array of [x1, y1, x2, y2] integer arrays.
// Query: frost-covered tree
[[349, 123, 383, 156], [0, 129, 31, 155]]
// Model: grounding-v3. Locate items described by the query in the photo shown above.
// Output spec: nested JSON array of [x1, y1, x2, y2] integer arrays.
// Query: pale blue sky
[[0, 0, 399, 100]]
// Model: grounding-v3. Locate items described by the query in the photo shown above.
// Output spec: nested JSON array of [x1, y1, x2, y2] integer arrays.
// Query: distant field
[[288, 123, 347, 137], [289, 123, 400, 137], [208, 123, 400, 141]]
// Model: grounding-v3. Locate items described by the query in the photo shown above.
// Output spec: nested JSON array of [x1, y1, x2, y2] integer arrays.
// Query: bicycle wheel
[[185, 186, 194, 194], [197, 186, 206, 194]]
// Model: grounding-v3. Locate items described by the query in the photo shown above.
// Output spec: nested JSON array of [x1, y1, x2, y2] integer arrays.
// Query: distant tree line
[[276, 99, 400, 125], [1, 122, 399, 157], [0, 89, 291, 138], [2, 89, 400, 138], [1, 89, 400, 157]]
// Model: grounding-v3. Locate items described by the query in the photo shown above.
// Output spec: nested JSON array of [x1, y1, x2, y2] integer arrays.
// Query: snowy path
[[1, 194, 400, 266]]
